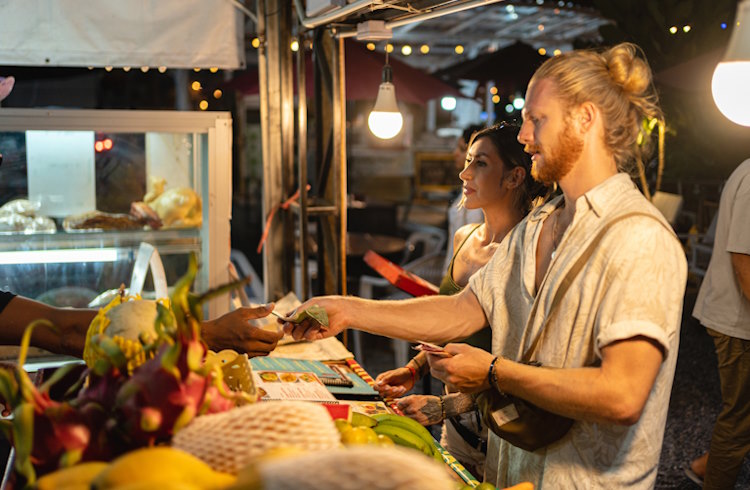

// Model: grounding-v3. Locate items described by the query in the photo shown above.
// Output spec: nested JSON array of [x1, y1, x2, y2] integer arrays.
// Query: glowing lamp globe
[[368, 64, 403, 139], [712, 0, 750, 126]]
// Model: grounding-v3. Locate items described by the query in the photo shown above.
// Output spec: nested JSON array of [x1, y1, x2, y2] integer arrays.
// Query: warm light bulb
[[123, 66, 131, 72], [191, 81, 202, 91], [553, 49, 562, 56], [401, 45, 412, 56], [712, 0, 750, 126], [210, 67, 219, 73], [291, 40, 299, 52], [252, 38, 260, 48], [368, 76, 403, 139], [538, 48, 547, 56], [368, 111, 403, 139], [140, 66, 149, 73], [420, 45, 430, 54], [455, 45, 464, 54], [105, 66, 113, 72], [712, 62, 750, 126], [199, 100, 208, 110], [367, 43, 376, 51], [492, 95, 501, 104], [214, 89, 223, 99], [669, 26, 678, 34], [385, 44, 394, 53], [158, 66, 167, 73], [490, 86, 498, 95]]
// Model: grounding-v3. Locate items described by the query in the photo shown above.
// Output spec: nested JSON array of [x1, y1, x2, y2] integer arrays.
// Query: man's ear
[[575, 101, 597, 133], [504, 166, 526, 189]]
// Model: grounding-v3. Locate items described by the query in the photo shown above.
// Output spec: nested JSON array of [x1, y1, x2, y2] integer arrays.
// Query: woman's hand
[[396, 395, 444, 426], [374, 367, 415, 398]]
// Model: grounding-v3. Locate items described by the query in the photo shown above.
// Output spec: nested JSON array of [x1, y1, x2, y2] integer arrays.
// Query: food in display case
[[0, 109, 234, 323]]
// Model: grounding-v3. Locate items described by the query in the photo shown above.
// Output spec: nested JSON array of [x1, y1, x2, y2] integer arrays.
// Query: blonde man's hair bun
[[605, 43, 652, 96]]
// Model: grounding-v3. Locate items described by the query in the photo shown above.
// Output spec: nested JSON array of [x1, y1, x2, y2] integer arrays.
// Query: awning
[[0, 0, 245, 69]]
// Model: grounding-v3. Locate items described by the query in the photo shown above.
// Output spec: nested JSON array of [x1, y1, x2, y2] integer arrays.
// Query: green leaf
[[12, 404, 36, 486]]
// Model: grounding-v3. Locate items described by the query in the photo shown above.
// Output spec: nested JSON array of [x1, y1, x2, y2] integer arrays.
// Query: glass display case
[[0, 109, 234, 331]]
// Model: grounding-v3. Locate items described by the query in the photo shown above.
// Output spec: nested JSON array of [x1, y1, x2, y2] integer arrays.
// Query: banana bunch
[[371, 414, 443, 462]]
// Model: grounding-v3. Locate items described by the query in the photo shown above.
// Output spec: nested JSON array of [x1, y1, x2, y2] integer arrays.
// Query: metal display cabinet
[[0, 109, 233, 334]]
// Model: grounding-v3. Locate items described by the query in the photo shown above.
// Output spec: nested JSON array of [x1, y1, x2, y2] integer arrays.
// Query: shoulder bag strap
[[521, 211, 675, 361]]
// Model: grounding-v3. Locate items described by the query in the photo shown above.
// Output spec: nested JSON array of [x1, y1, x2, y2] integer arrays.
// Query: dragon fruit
[[0, 254, 251, 488]]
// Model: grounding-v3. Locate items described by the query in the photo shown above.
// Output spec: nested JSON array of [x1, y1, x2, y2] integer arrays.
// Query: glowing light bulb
[[367, 43, 376, 51], [455, 45, 464, 54], [712, 0, 750, 126], [368, 64, 403, 139], [199, 100, 208, 110], [401, 45, 412, 56], [420, 44, 430, 54]]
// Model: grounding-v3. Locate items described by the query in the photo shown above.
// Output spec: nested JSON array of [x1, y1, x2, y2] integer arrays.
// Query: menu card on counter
[[253, 370, 337, 402]]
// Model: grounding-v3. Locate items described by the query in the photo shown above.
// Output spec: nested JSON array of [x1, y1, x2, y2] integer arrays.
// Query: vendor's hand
[[281, 296, 347, 341], [374, 367, 415, 398], [428, 343, 495, 394], [202, 304, 283, 357], [396, 395, 444, 426]]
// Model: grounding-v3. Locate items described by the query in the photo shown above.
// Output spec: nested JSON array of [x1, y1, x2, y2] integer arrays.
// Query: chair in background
[[354, 227, 447, 367], [652, 191, 684, 227]]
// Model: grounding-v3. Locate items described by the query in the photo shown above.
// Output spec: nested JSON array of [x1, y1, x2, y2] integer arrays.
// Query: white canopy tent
[[0, 0, 246, 69]]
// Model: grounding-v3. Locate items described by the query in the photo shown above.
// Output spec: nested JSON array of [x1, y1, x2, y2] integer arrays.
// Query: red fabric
[[363, 250, 439, 297]]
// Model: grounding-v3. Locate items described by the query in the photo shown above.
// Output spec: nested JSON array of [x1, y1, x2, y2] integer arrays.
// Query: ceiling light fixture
[[712, 0, 750, 126], [368, 53, 403, 140]]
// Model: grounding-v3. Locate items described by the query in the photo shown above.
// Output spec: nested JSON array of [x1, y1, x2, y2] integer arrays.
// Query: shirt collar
[[529, 173, 634, 222]]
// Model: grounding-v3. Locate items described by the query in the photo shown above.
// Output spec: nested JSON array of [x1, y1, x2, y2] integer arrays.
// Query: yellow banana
[[372, 424, 432, 456], [372, 414, 437, 455]]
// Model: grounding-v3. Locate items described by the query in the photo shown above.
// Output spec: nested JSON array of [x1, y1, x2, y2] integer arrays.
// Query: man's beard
[[529, 123, 583, 185]]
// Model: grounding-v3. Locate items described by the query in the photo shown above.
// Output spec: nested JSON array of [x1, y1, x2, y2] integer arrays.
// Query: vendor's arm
[[283, 287, 488, 343], [731, 252, 750, 301], [0, 296, 282, 359], [0, 295, 95, 357]]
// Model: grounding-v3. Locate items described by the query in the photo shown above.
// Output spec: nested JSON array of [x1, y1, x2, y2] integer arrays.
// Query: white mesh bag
[[171, 401, 341, 474], [247, 445, 456, 490]]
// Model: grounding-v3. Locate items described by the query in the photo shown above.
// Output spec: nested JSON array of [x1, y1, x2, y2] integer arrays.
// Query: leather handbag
[[476, 211, 673, 452]]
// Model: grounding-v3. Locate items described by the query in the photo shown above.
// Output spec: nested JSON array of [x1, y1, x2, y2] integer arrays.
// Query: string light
[[191, 81, 201, 91], [140, 66, 149, 73], [538, 47, 547, 55], [199, 100, 208, 110], [251, 38, 260, 48], [87, 66, 94, 70], [538, 24, 545, 31], [553, 49, 562, 56], [105, 66, 113, 72], [490, 86, 498, 95], [123, 66, 131, 72], [193, 68, 201, 72], [420, 44, 430, 54], [291, 40, 299, 52], [721, 22, 728, 29], [669, 26, 678, 34], [209, 67, 219, 73], [683, 25, 691, 32], [455, 45, 464, 54], [213, 89, 222, 99], [505, 103, 514, 113], [158, 66, 167, 73], [367, 42, 376, 51], [401, 45, 412, 56], [385, 43, 394, 53], [492, 95, 500, 104]]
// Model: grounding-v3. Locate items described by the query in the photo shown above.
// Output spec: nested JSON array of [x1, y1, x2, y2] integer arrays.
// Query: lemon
[[377, 434, 395, 446], [37, 462, 109, 490], [340, 426, 378, 445], [92, 446, 235, 489]]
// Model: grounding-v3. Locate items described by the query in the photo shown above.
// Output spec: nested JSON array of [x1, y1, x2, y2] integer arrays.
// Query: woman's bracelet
[[406, 366, 417, 384]]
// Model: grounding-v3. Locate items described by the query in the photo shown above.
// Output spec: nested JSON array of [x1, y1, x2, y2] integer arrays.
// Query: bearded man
[[283, 43, 687, 489]]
